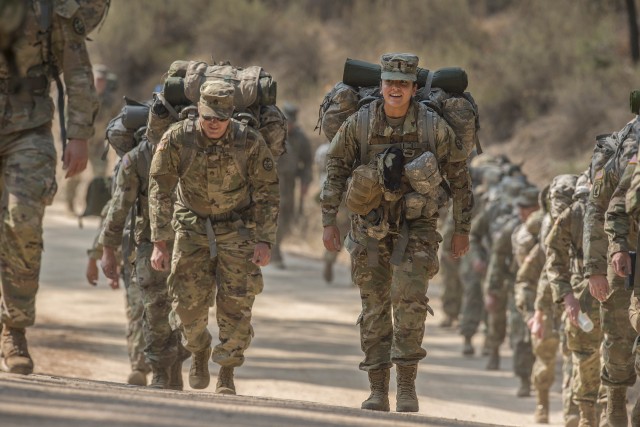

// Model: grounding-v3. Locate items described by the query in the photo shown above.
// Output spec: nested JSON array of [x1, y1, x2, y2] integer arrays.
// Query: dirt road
[[0, 202, 604, 426]]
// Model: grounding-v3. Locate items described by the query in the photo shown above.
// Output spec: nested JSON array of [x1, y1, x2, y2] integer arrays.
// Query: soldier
[[271, 102, 313, 269], [438, 209, 463, 328], [86, 198, 150, 386], [321, 53, 473, 412], [546, 173, 602, 426], [0, 1, 99, 374], [149, 80, 279, 395], [99, 135, 189, 390], [585, 119, 638, 427]]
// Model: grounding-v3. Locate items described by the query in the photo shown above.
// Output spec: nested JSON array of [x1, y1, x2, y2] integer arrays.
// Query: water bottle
[[577, 312, 594, 333]]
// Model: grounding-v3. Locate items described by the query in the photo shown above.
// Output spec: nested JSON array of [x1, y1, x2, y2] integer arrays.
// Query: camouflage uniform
[[438, 210, 463, 325], [321, 97, 473, 372], [584, 120, 638, 426], [0, 0, 99, 367], [149, 93, 279, 370], [546, 186, 603, 423], [99, 139, 185, 375], [272, 105, 313, 267], [89, 199, 149, 380]]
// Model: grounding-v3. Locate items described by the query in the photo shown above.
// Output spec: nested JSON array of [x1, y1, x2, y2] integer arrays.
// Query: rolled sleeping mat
[[163, 76, 192, 107], [122, 104, 150, 130], [342, 58, 468, 94]]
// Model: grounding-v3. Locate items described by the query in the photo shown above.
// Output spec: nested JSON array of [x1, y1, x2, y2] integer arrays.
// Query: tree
[[626, 0, 639, 63]]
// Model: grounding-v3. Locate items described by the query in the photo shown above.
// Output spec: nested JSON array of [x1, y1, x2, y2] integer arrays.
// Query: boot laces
[[3, 329, 29, 357]]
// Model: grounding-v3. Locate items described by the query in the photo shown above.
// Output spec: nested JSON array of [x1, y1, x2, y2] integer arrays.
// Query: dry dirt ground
[[2, 201, 637, 427]]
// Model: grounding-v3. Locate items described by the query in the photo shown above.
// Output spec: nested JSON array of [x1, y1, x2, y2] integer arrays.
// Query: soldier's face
[[381, 80, 417, 115], [199, 114, 230, 139]]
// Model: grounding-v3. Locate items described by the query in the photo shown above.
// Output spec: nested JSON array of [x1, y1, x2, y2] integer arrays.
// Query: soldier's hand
[[611, 251, 632, 278], [86, 258, 98, 286], [484, 293, 498, 313], [451, 233, 469, 259], [108, 278, 120, 290], [151, 241, 171, 272], [252, 242, 271, 266], [323, 225, 341, 252], [563, 293, 580, 326], [527, 310, 544, 339], [588, 274, 610, 302], [100, 247, 120, 281], [63, 139, 89, 178]]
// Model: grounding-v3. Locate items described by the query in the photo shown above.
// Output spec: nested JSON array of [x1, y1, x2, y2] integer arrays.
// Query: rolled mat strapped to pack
[[342, 58, 468, 94]]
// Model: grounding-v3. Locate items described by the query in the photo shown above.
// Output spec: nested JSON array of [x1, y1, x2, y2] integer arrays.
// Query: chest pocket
[[221, 155, 246, 191]]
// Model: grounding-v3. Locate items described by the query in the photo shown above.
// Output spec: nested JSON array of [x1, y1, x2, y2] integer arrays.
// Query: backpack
[[317, 58, 481, 164], [105, 96, 149, 157], [146, 60, 286, 162], [548, 174, 577, 220], [80, 176, 111, 218]]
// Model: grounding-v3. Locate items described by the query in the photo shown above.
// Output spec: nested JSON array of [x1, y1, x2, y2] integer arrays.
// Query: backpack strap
[[357, 103, 372, 166], [418, 107, 436, 156], [230, 121, 249, 178], [178, 113, 198, 178]]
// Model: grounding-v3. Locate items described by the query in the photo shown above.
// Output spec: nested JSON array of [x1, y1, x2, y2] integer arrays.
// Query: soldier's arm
[[515, 242, 545, 314], [584, 168, 619, 277], [626, 160, 640, 217], [321, 115, 359, 227], [545, 207, 574, 303], [485, 225, 513, 295], [54, 11, 99, 140], [99, 152, 141, 248], [436, 115, 473, 235], [605, 159, 636, 256], [246, 132, 280, 245], [149, 130, 180, 242]]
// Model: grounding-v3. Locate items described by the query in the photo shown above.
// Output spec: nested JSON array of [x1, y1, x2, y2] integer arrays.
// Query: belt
[[0, 76, 49, 94]]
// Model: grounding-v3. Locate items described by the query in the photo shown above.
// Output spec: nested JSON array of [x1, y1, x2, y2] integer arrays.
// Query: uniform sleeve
[[469, 207, 490, 260], [435, 115, 473, 235], [605, 160, 635, 256], [246, 133, 280, 244], [99, 152, 141, 248], [515, 243, 545, 313], [545, 208, 574, 302], [626, 160, 640, 218], [55, 13, 99, 140], [149, 130, 180, 242], [584, 168, 618, 277], [485, 222, 516, 294], [321, 114, 359, 227]]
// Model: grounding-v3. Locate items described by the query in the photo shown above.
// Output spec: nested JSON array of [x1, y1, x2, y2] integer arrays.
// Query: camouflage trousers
[[272, 179, 296, 262], [485, 288, 507, 352], [459, 255, 485, 339], [136, 241, 182, 369], [509, 296, 534, 379], [532, 310, 560, 392], [0, 124, 57, 328], [438, 250, 462, 321], [598, 267, 636, 387], [168, 225, 263, 368], [123, 262, 149, 373], [347, 220, 440, 371], [64, 136, 108, 210], [565, 296, 602, 404]]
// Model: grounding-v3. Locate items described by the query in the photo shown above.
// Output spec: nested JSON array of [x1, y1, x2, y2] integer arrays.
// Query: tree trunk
[[627, 0, 640, 63]]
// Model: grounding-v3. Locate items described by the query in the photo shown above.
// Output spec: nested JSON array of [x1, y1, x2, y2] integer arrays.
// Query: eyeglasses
[[201, 115, 229, 123]]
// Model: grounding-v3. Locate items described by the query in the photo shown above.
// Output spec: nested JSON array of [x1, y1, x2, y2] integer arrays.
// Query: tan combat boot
[[361, 368, 390, 411], [396, 364, 419, 412], [149, 367, 170, 389], [1, 326, 33, 375], [216, 366, 236, 395], [485, 348, 499, 370], [534, 388, 549, 423], [127, 369, 148, 386], [516, 375, 531, 397], [462, 336, 474, 356], [577, 402, 596, 427], [167, 345, 190, 391], [605, 386, 628, 427], [189, 347, 211, 389]]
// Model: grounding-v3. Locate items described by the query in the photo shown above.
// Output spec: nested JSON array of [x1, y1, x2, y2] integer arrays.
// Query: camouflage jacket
[[99, 140, 162, 248], [470, 198, 514, 263], [149, 118, 279, 244], [485, 214, 520, 295], [604, 155, 638, 257], [0, 0, 98, 138], [584, 120, 638, 277], [321, 99, 472, 232], [277, 125, 313, 186], [546, 196, 587, 303]]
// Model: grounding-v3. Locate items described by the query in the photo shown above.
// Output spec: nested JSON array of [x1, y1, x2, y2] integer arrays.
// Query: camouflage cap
[[515, 186, 540, 208], [198, 80, 235, 119], [380, 53, 418, 82]]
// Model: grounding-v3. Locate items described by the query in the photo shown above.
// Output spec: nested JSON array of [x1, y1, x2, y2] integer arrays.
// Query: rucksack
[[146, 60, 286, 162], [548, 174, 577, 220], [105, 96, 149, 157], [317, 58, 481, 165]]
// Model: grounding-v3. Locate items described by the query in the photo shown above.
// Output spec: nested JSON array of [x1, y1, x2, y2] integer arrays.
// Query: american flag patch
[[630, 154, 638, 165], [595, 169, 604, 180]]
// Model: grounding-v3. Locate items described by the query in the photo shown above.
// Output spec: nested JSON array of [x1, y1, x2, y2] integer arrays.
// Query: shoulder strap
[[357, 103, 372, 166], [418, 107, 436, 155], [138, 139, 152, 192], [179, 115, 198, 178], [231, 122, 249, 178]]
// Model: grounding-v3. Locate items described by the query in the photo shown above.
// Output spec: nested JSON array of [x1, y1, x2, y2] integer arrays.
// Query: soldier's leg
[[64, 174, 81, 214], [531, 312, 560, 423], [124, 263, 149, 385], [0, 126, 57, 374], [459, 255, 484, 354], [559, 314, 579, 426], [212, 230, 263, 368], [88, 137, 107, 178], [485, 290, 508, 370], [438, 250, 461, 327], [272, 179, 295, 267], [509, 297, 534, 397]]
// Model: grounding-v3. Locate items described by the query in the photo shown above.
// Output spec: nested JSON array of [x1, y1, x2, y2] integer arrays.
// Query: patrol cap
[[283, 101, 298, 122], [380, 53, 418, 82], [516, 186, 540, 208], [198, 80, 235, 119]]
